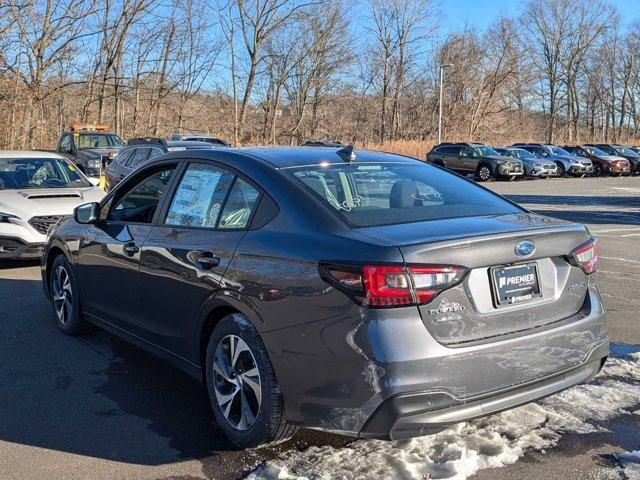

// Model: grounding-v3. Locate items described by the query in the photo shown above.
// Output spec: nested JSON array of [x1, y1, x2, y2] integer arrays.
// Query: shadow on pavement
[[0, 274, 240, 467], [0, 271, 349, 478], [0, 259, 40, 270]]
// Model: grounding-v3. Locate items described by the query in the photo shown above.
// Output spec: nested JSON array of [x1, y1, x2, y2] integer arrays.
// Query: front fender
[[41, 237, 75, 299]]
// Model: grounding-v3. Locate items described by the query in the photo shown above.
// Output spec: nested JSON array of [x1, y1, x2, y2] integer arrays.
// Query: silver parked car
[[495, 147, 558, 178], [511, 144, 592, 177]]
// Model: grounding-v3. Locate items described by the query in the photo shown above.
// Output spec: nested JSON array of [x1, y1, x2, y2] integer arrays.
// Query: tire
[[555, 162, 566, 177], [49, 254, 90, 336], [206, 314, 297, 448], [593, 164, 603, 177], [476, 164, 492, 182]]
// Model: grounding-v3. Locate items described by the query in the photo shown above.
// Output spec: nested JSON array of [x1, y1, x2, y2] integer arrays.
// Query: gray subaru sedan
[[42, 146, 608, 448]]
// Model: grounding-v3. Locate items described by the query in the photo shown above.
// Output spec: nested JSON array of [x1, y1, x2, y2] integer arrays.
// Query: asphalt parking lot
[[1, 176, 639, 480]]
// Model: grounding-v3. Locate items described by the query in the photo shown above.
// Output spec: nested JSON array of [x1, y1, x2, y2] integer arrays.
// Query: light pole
[[438, 64, 453, 144]]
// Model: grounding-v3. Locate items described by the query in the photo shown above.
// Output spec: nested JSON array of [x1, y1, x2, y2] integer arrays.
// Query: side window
[[127, 148, 151, 169], [460, 147, 474, 157], [59, 134, 71, 152], [107, 167, 175, 223], [219, 178, 260, 229], [149, 148, 164, 158], [165, 163, 235, 228], [116, 150, 133, 165]]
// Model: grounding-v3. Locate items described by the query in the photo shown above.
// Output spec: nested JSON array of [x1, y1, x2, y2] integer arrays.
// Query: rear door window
[[290, 162, 522, 227], [219, 178, 260, 229], [116, 150, 133, 165], [442, 146, 460, 155], [127, 148, 151, 169]]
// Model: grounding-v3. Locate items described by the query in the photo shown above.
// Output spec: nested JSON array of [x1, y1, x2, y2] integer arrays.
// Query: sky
[[441, 0, 640, 32]]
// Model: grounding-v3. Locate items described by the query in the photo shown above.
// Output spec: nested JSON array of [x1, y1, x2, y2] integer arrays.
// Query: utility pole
[[438, 64, 453, 144]]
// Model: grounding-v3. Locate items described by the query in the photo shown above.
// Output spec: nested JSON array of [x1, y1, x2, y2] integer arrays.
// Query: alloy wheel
[[212, 334, 262, 431], [52, 265, 73, 325], [478, 166, 491, 181]]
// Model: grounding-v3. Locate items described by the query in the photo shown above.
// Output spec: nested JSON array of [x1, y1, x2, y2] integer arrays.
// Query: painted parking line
[[592, 227, 640, 234], [601, 256, 640, 264]]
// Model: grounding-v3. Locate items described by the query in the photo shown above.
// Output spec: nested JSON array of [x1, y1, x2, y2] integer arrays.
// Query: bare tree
[[0, 0, 98, 147]]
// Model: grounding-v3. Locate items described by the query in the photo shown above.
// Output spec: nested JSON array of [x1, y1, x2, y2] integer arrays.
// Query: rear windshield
[[289, 162, 522, 227]]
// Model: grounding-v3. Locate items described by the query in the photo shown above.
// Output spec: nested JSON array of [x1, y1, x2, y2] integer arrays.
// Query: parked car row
[[426, 141, 640, 181], [104, 137, 227, 191], [52, 123, 231, 183], [0, 128, 232, 260]]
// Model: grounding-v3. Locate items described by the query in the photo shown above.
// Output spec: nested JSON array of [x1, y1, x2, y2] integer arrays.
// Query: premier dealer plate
[[491, 262, 542, 306]]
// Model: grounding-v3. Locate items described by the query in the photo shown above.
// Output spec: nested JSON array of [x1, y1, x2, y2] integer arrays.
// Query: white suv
[[0, 151, 105, 259]]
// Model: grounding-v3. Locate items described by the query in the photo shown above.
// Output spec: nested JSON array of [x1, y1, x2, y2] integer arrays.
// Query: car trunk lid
[[355, 213, 593, 345]]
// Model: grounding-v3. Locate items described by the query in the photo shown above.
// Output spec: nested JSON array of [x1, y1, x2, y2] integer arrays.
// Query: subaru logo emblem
[[515, 241, 535, 257]]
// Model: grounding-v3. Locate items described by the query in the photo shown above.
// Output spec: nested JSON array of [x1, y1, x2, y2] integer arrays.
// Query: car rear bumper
[[266, 284, 608, 437], [359, 345, 607, 440]]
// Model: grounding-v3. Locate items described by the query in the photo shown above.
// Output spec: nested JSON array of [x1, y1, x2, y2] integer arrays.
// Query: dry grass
[[357, 139, 434, 159]]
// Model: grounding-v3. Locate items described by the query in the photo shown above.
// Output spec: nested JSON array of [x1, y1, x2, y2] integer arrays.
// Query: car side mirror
[[87, 177, 100, 187], [74, 202, 100, 224]]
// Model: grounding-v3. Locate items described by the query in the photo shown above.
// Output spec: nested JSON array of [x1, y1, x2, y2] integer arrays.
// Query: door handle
[[123, 242, 139, 257], [187, 250, 221, 270]]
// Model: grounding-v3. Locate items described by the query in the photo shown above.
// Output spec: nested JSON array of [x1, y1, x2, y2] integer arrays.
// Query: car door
[[107, 149, 132, 187], [138, 161, 262, 358], [77, 163, 179, 337], [441, 146, 462, 170], [459, 146, 477, 172]]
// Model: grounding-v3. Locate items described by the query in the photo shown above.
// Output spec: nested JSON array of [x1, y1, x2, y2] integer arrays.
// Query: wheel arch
[[478, 161, 493, 172], [196, 294, 265, 377], [43, 242, 73, 296]]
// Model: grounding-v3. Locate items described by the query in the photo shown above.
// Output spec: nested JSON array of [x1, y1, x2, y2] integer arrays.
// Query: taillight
[[569, 238, 599, 274], [319, 263, 468, 308]]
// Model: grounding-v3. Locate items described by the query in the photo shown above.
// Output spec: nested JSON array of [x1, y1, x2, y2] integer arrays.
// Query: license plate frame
[[490, 262, 542, 307]]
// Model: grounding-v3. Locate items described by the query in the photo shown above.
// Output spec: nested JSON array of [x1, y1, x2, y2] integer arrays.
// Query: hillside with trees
[[0, 0, 638, 158]]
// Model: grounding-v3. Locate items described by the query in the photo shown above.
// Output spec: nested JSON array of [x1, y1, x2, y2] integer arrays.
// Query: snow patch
[[246, 350, 640, 480], [616, 450, 640, 479]]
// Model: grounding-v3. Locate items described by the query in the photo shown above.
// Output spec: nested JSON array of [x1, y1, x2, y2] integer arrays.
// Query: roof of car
[[124, 140, 224, 150], [0, 150, 65, 159], [436, 142, 485, 147], [185, 146, 419, 169], [166, 140, 225, 148]]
